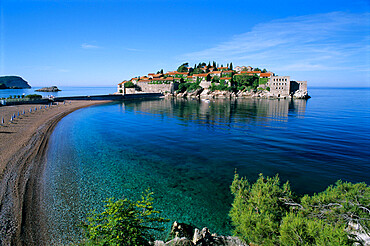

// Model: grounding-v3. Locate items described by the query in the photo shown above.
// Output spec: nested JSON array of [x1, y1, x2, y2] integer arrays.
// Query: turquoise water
[[43, 88, 370, 244], [0, 86, 116, 98]]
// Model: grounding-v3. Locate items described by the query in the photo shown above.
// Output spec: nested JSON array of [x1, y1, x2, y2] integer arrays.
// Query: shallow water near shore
[[43, 87, 370, 244]]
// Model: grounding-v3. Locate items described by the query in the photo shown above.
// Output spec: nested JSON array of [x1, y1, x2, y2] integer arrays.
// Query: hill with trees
[[0, 76, 31, 89]]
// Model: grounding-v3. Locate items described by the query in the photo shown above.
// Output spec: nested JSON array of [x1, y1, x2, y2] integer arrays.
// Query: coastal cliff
[[0, 76, 31, 89]]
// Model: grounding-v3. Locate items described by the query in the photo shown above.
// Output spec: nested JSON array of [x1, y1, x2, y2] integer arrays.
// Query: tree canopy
[[230, 173, 369, 246], [81, 189, 169, 246]]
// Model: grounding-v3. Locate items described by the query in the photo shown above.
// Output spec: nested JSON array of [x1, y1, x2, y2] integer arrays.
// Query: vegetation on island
[[0, 76, 31, 89], [172, 61, 270, 93], [80, 174, 369, 245]]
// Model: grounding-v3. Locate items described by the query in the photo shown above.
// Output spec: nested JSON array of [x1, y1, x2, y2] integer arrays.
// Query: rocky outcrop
[[292, 90, 311, 99], [152, 222, 246, 246], [175, 88, 203, 98], [35, 86, 61, 92], [172, 89, 309, 100]]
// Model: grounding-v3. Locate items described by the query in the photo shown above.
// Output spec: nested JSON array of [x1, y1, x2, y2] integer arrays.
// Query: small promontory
[[0, 76, 32, 89]]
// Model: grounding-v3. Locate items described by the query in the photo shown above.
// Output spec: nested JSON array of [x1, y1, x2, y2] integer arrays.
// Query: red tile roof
[[260, 72, 272, 77], [220, 77, 231, 80], [210, 71, 221, 74], [222, 70, 233, 73], [165, 71, 188, 75], [193, 73, 208, 77], [118, 80, 128, 85], [166, 71, 177, 75]]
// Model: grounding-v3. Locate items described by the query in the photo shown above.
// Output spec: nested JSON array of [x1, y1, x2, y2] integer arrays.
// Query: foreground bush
[[230, 173, 369, 245], [81, 189, 168, 246]]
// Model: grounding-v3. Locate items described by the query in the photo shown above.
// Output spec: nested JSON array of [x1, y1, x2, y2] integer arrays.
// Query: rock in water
[[0, 76, 31, 89], [35, 86, 61, 92]]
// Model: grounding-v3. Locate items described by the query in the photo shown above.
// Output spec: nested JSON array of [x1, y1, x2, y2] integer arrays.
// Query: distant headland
[[0, 76, 32, 89], [117, 62, 310, 99]]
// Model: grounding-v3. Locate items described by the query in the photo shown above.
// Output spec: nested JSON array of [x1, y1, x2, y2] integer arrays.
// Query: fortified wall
[[290, 80, 307, 93], [135, 81, 178, 94]]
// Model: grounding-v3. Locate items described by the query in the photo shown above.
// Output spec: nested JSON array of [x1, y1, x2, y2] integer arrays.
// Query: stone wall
[[268, 76, 290, 97], [200, 81, 212, 89], [125, 88, 136, 94], [290, 80, 307, 94], [136, 81, 178, 94]]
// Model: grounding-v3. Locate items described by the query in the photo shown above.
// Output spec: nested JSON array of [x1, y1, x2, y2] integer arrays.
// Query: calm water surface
[[0, 86, 115, 98], [43, 88, 370, 244]]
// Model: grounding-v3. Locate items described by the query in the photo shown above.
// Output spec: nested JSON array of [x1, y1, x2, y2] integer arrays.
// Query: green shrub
[[230, 173, 368, 245], [177, 82, 201, 93], [124, 81, 135, 88], [25, 94, 42, 99], [280, 213, 350, 245], [230, 173, 292, 245], [81, 189, 169, 246]]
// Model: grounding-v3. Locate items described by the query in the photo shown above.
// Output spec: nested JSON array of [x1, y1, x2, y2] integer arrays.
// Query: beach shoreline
[[0, 100, 110, 245]]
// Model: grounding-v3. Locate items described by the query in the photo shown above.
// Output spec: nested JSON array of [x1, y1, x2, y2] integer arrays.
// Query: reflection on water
[[43, 90, 369, 244], [121, 98, 307, 126]]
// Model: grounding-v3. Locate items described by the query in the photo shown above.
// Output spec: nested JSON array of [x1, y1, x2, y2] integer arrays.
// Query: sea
[[11, 87, 368, 244]]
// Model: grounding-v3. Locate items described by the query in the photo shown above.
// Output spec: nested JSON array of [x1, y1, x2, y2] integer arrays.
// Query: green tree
[[177, 63, 189, 73], [230, 173, 368, 246], [124, 81, 135, 88], [262, 68, 267, 73], [230, 173, 292, 245], [233, 75, 259, 91], [229, 62, 233, 70], [81, 189, 169, 246]]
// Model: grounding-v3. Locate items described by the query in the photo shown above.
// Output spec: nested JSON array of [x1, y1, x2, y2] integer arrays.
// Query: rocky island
[[0, 76, 31, 89], [116, 62, 310, 99], [35, 86, 61, 92]]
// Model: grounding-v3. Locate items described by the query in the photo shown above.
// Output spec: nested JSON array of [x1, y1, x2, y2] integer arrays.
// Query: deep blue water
[[0, 86, 116, 98], [43, 88, 370, 244]]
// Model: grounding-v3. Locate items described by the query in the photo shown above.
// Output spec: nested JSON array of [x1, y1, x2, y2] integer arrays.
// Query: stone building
[[290, 80, 307, 93], [267, 76, 291, 97]]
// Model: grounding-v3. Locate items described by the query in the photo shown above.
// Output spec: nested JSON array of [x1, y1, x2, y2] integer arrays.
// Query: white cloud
[[125, 48, 144, 52], [182, 12, 370, 76], [81, 43, 100, 49]]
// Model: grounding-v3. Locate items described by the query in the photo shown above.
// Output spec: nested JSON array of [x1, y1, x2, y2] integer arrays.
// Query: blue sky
[[0, 0, 369, 87]]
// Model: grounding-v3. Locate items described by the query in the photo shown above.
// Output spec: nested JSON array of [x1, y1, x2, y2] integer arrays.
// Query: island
[[0, 76, 31, 89], [116, 62, 310, 99], [35, 86, 61, 92]]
